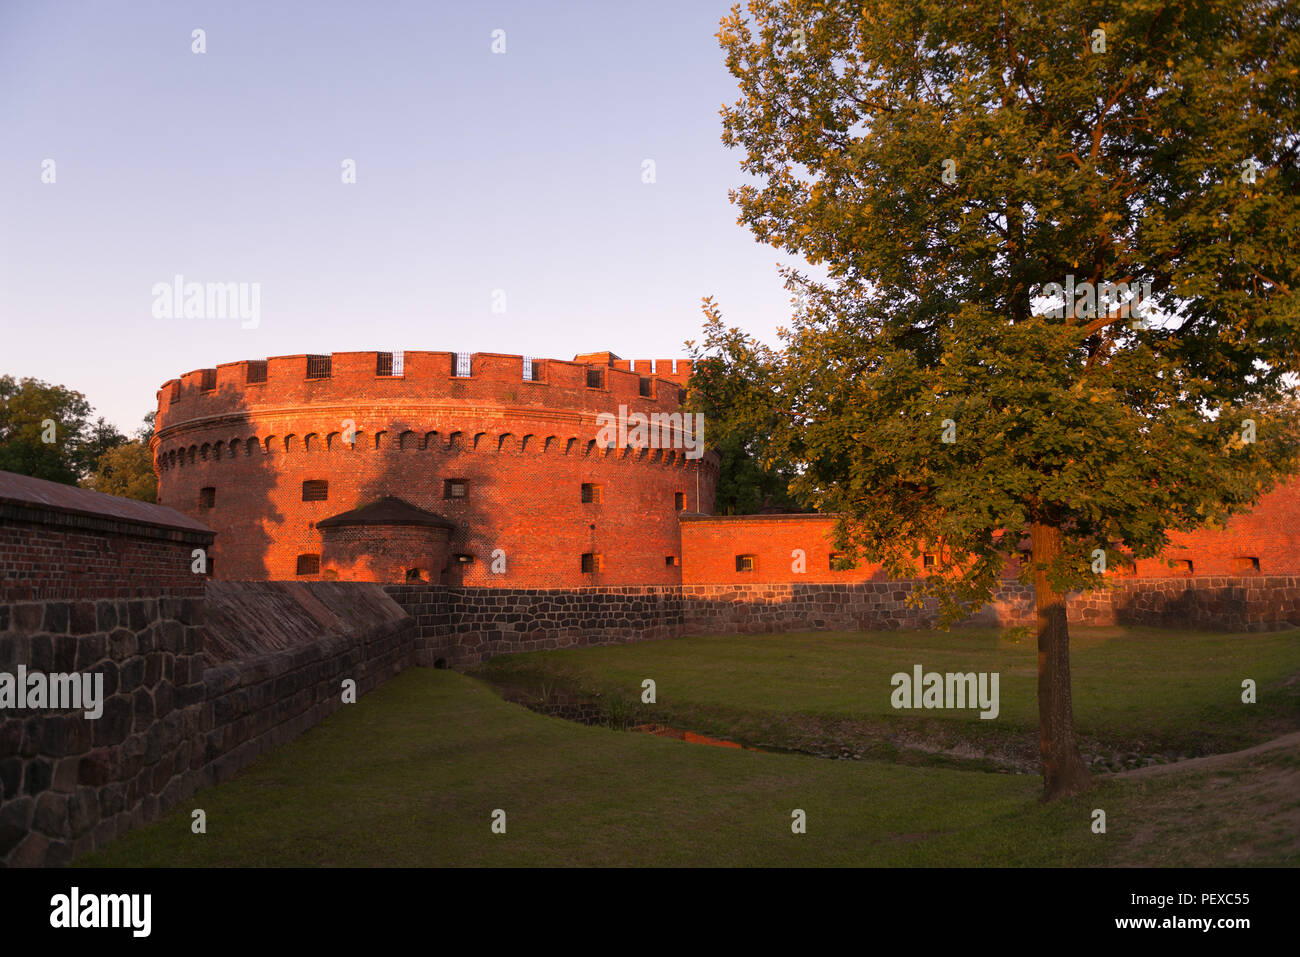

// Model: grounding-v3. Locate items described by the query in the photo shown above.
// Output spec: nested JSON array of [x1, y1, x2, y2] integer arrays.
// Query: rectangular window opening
[[302, 480, 329, 502]]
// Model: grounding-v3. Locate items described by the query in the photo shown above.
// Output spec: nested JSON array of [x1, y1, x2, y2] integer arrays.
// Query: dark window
[[1172, 560, 1194, 574], [736, 555, 756, 573], [406, 568, 426, 583], [246, 360, 268, 384], [581, 483, 602, 504], [923, 553, 936, 569], [302, 480, 329, 502], [674, 491, 685, 510], [665, 555, 679, 567], [206, 556, 214, 578], [306, 354, 332, 379], [444, 479, 468, 499], [581, 553, 603, 574], [1233, 556, 1260, 573], [199, 487, 215, 508], [200, 369, 217, 392], [377, 351, 403, 376], [678, 387, 687, 404], [296, 554, 321, 576], [523, 357, 542, 381], [586, 367, 604, 389], [639, 377, 653, 397], [453, 353, 472, 377]]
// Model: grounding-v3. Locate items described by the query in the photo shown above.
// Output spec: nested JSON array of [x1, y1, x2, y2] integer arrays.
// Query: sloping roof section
[[0, 468, 213, 534], [316, 495, 456, 529]]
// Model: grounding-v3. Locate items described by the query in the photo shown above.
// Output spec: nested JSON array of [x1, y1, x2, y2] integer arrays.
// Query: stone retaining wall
[[386, 577, 1300, 668], [385, 585, 682, 669], [0, 583, 414, 867], [0, 595, 207, 866]]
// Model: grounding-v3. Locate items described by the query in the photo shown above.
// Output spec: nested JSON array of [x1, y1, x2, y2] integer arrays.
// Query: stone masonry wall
[[0, 583, 415, 867], [0, 595, 207, 866], [387, 577, 1300, 670], [386, 584, 683, 669], [196, 582, 415, 799], [679, 578, 1300, 635]]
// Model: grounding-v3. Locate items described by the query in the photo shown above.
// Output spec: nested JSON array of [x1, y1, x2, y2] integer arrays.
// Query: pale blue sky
[[0, 0, 806, 431]]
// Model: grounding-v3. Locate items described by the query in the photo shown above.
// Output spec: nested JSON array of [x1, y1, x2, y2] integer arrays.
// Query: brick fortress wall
[[679, 481, 1300, 585], [151, 351, 718, 586]]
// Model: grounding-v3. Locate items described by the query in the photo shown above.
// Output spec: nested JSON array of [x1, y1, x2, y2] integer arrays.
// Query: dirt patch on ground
[[1114, 730, 1300, 779], [1107, 736, 1300, 866]]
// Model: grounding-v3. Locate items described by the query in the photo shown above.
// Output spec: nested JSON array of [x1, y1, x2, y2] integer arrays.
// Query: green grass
[[80, 663, 1299, 867], [471, 627, 1300, 768]]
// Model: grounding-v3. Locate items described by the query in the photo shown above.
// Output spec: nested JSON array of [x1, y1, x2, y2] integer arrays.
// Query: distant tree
[[84, 440, 157, 503], [0, 376, 125, 483], [136, 410, 156, 442], [82, 412, 158, 503], [704, 0, 1300, 798]]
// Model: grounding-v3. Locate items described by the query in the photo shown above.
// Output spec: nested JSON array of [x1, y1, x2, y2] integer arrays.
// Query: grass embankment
[[81, 661, 1298, 867], [471, 627, 1300, 772]]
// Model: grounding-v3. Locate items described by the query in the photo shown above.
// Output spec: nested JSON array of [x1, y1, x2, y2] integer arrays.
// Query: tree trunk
[[1030, 522, 1093, 800]]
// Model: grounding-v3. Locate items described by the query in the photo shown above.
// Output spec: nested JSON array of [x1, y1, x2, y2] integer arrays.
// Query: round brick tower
[[151, 351, 718, 586]]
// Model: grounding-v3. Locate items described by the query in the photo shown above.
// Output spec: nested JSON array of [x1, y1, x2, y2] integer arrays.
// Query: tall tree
[[0, 376, 125, 484], [703, 0, 1300, 797]]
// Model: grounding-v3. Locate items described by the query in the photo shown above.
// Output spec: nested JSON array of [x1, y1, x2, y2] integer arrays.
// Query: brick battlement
[[155, 351, 694, 435]]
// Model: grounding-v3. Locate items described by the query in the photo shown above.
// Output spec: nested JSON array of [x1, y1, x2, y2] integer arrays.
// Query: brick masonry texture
[[0, 475, 214, 603], [151, 351, 718, 587], [680, 481, 1300, 584]]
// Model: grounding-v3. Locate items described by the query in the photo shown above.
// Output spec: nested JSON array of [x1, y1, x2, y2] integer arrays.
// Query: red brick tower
[[151, 351, 718, 585]]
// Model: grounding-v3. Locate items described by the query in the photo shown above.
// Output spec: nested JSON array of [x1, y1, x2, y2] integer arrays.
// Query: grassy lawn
[[81, 663, 1299, 867], [472, 627, 1300, 772]]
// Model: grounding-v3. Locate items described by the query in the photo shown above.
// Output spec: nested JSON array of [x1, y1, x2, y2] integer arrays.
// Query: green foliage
[[0, 375, 126, 484], [689, 354, 801, 513], [1001, 625, 1034, 644], [83, 439, 157, 503], [697, 0, 1300, 623]]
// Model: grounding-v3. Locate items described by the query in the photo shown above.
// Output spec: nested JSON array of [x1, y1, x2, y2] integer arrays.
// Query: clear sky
[[0, 0, 807, 432]]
